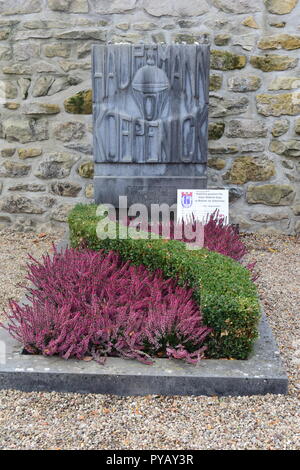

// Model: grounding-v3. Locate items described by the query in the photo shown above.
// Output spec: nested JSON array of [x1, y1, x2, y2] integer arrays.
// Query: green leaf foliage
[[68, 204, 261, 359]]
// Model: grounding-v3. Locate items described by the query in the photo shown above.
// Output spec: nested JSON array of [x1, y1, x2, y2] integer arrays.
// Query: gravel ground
[[0, 229, 299, 450]]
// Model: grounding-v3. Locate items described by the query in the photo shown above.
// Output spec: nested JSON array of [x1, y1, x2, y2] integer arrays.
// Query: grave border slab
[[0, 239, 288, 396]]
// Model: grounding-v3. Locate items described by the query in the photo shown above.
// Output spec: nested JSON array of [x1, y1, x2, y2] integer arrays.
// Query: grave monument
[[92, 43, 210, 207]]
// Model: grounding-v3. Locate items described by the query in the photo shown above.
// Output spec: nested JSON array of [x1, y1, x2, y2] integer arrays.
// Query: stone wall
[[0, 0, 299, 234]]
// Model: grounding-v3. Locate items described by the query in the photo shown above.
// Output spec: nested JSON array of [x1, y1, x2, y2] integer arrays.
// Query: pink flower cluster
[[1, 248, 211, 365], [143, 213, 258, 280], [146, 213, 247, 261]]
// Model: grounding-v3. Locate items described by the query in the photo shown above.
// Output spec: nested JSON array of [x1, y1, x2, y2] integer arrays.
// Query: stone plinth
[[92, 44, 210, 207]]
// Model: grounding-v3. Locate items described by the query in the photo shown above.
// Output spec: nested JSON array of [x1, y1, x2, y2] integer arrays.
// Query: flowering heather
[[1, 248, 211, 364], [126, 212, 257, 280], [143, 213, 247, 261], [174, 215, 258, 281]]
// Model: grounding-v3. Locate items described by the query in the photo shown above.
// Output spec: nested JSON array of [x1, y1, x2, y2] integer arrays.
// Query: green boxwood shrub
[[68, 204, 261, 360]]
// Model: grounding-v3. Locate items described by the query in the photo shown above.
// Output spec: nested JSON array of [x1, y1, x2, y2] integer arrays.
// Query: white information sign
[[177, 189, 229, 223]]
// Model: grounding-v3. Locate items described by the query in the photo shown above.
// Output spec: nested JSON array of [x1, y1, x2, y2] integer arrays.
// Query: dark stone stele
[[92, 44, 210, 207]]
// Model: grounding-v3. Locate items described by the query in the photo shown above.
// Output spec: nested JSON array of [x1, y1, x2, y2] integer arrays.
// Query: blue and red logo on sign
[[181, 191, 193, 208]]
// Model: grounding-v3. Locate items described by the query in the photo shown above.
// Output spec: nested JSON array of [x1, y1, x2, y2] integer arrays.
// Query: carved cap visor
[[132, 65, 169, 93]]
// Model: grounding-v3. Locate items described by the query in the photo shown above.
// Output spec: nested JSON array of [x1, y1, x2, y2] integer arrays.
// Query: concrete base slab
[[0, 237, 288, 396], [0, 313, 288, 396]]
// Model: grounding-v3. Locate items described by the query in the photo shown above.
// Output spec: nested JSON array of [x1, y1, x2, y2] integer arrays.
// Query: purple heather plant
[[123, 211, 246, 261], [124, 211, 258, 280], [147, 213, 247, 261], [169, 215, 258, 281], [1, 248, 212, 365]]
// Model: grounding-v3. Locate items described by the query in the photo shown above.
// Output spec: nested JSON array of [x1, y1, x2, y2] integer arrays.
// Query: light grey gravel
[[0, 229, 299, 450]]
